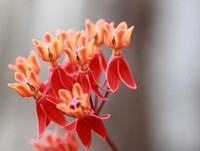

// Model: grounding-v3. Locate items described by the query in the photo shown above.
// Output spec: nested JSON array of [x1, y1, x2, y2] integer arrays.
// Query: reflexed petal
[[50, 68, 65, 96], [59, 66, 74, 90], [118, 58, 137, 89], [42, 100, 67, 126], [76, 119, 91, 149], [36, 103, 46, 138], [99, 53, 107, 71], [45, 95, 63, 104], [86, 114, 107, 139], [64, 121, 76, 132], [99, 114, 111, 119], [89, 54, 101, 82], [106, 58, 120, 93]]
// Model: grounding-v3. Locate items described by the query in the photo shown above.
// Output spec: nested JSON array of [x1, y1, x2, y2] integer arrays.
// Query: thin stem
[[89, 95, 95, 111], [96, 90, 109, 115], [94, 95, 98, 112], [106, 134, 119, 151]]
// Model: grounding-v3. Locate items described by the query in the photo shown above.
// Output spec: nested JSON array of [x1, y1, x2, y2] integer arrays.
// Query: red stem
[[96, 90, 109, 115], [106, 134, 120, 151]]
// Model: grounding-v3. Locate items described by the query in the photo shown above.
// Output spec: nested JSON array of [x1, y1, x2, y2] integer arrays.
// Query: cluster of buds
[[8, 19, 136, 150]]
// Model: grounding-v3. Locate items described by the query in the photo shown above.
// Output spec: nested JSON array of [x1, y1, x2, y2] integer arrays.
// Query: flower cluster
[[8, 19, 136, 150]]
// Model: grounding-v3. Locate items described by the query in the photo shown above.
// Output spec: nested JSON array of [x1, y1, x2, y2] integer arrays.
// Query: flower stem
[[96, 90, 109, 115], [106, 134, 119, 151]]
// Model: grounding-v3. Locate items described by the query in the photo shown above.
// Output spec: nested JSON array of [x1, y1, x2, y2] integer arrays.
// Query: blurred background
[[0, 0, 200, 150]]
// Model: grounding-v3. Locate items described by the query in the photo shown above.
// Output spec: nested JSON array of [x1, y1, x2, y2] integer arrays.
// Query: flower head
[[103, 21, 134, 51], [8, 50, 41, 75], [64, 32, 94, 70], [57, 82, 90, 118], [32, 32, 63, 67], [8, 65, 41, 98]]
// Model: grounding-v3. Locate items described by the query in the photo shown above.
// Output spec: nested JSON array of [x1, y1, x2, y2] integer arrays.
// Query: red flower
[[64, 113, 110, 149], [103, 22, 137, 92], [85, 19, 109, 82], [64, 32, 107, 100], [56, 83, 110, 149], [8, 63, 67, 138]]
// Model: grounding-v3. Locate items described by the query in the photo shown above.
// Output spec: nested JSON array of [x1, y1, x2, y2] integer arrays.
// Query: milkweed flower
[[32, 129, 79, 151], [103, 22, 137, 92], [8, 61, 67, 137], [8, 50, 41, 75], [33, 32, 75, 97], [85, 19, 109, 82], [57, 83, 110, 149], [64, 32, 107, 100]]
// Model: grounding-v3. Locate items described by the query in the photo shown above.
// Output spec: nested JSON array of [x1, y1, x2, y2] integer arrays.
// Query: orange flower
[[64, 32, 94, 70], [32, 32, 63, 67], [8, 66, 41, 98], [8, 50, 41, 75], [103, 21, 134, 51], [57, 82, 90, 118]]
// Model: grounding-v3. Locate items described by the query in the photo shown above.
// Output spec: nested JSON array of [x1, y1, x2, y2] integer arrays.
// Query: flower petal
[[99, 114, 111, 119], [41, 100, 67, 126], [50, 68, 65, 97], [36, 103, 46, 138], [118, 57, 137, 89], [76, 119, 91, 149], [99, 53, 107, 71], [106, 57, 120, 93], [64, 121, 76, 132], [77, 72, 90, 95], [88, 71, 107, 100], [86, 114, 107, 139], [59, 67, 74, 90], [89, 54, 102, 82]]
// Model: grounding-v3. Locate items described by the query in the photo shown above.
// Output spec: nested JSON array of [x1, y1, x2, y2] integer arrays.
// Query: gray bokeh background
[[0, 0, 200, 151]]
